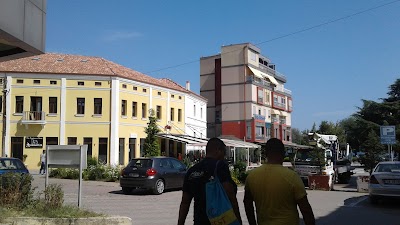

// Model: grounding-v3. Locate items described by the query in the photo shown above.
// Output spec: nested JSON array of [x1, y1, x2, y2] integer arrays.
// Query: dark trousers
[[39, 162, 46, 174]]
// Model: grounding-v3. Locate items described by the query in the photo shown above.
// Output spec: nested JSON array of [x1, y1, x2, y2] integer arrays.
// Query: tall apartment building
[[200, 43, 293, 143], [0, 53, 205, 168]]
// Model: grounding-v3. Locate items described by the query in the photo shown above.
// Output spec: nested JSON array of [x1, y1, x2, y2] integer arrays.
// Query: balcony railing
[[21, 111, 46, 125], [274, 101, 286, 109], [274, 86, 292, 95], [280, 119, 286, 125], [271, 117, 279, 123], [246, 76, 272, 88], [258, 63, 287, 82]]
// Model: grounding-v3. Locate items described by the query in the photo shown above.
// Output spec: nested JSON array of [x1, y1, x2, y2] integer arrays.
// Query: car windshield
[[0, 159, 26, 170], [375, 163, 400, 173], [128, 159, 153, 168]]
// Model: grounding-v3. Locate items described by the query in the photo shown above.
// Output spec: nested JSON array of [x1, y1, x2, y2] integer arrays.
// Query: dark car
[[120, 156, 187, 195], [0, 157, 29, 175]]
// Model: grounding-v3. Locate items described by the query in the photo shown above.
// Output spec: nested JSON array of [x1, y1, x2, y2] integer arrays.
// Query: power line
[[144, 0, 400, 74]]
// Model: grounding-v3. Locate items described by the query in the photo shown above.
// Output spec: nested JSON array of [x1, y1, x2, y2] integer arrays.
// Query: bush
[[233, 161, 247, 173], [230, 169, 241, 185], [0, 173, 34, 209], [42, 184, 64, 208]]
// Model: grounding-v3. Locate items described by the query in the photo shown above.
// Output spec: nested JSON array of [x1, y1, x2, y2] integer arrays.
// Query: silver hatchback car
[[369, 161, 400, 204]]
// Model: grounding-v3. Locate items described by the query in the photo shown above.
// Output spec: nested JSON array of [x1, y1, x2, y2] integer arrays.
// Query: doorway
[[30, 97, 42, 120], [11, 137, 24, 160]]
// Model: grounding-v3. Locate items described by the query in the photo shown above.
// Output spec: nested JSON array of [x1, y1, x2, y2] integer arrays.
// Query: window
[[200, 107, 203, 119], [122, 84, 127, 89], [133, 86, 137, 91], [143, 88, 147, 93], [78, 81, 84, 86], [119, 138, 125, 165], [94, 98, 102, 114], [77, 98, 85, 114], [178, 109, 182, 122], [249, 51, 256, 61], [158, 92, 161, 96], [156, 105, 162, 119], [171, 94, 174, 98], [258, 108, 261, 115], [98, 138, 108, 163], [170, 108, 174, 121], [15, 96, 23, 113], [121, 100, 127, 116], [16, 79, 23, 84], [179, 96, 182, 100], [257, 88, 264, 104], [84, 138, 93, 157], [132, 102, 137, 117], [95, 82, 101, 86], [33, 80, 40, 84], [46, 137, 58, 146], [193, 105, 196, 117], [49, 97, 57, 114], [194, 132, 196, 137], [142, 103, 147, 118], [67, 137, 77, 145], [50, 80, 57, 85]]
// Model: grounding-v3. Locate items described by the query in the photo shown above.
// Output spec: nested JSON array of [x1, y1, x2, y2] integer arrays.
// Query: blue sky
[[46, 0, 400, 131]]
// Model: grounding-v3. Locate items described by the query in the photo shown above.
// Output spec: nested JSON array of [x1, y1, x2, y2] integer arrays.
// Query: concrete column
[[4, 76, 11, 156], [110, 79, 120, 165], [59, 78, 66, 145]]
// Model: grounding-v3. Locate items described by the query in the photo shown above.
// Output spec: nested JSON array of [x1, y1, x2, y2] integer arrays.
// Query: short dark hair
[[264, 138, 285, 157], [206, 137, 226, 154]]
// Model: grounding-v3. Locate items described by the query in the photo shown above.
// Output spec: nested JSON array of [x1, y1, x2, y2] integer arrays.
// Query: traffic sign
[[380, 126, 396, 145]]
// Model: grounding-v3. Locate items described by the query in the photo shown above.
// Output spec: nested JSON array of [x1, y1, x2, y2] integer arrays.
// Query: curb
[[1, 216, 132, 225]]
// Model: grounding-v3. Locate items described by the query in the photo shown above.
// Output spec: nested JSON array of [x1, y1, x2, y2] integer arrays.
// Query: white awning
[[248, 67, 279, 85], [272, 109, 281, 115]]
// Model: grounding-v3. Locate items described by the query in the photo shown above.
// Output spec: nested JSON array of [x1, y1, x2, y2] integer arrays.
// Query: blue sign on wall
[[380, 126, 396, 145]]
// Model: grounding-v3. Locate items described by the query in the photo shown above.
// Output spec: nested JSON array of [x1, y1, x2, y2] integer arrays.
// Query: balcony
[[273, 101, 286, 109], [21, 111, 46, 127], [258, 63, 287, 83], [274, 86, 292, 96], [271, 117, 279, 123], [280, 119, 286, 125], [246, 76, 272, 88]]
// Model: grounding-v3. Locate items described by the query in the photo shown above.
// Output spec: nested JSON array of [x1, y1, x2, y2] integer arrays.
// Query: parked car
[[369, 161, 400, 204], [120, 156, 187, 195], [0, 157, 30, 175]]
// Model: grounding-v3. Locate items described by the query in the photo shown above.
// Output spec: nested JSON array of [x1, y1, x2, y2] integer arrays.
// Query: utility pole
[[2, 76, 7, 157]]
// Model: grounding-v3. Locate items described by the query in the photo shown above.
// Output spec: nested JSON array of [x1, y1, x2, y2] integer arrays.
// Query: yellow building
[[0, 53, 195, 169]]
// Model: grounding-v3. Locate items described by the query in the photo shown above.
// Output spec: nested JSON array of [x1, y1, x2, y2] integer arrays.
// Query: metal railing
[[246, 76, 271, 88], [274, 101, 286, 109], [274, 86, 292, 95], [258, 63, 287, 82], [22, 111, 46, 123]]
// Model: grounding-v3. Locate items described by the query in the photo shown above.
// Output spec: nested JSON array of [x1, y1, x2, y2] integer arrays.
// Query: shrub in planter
[[233, 161, 247, 173]]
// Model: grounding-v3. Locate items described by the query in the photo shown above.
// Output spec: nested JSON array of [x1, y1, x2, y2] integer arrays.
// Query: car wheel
[[153, 179, 165, 195], [122, 187, 133, 195], [369, 195, 379, 205]]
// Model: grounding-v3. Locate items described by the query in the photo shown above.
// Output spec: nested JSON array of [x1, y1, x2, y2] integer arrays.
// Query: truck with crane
[[293, 132, 353, 189]]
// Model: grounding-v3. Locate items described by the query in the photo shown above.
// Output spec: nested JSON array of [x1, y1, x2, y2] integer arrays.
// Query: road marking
[[349, 196, 368, 207]]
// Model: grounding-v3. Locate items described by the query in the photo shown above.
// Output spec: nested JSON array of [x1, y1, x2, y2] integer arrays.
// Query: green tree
[[361, 130, 385, 174], [291, 128, 302, 145], [143, 109, 161, 157]]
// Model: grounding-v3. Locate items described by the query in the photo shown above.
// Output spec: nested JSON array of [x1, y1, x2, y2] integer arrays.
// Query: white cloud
[[103, 31, 143, 42], [312, 110, 353, 117]]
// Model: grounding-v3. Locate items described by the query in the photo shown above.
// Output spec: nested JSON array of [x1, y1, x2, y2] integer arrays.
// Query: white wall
[[185, 94, 207, 151]]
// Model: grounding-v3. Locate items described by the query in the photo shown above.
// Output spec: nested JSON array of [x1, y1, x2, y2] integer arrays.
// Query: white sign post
[[45, 145, 88, 208], [380, 126, 396, 161]]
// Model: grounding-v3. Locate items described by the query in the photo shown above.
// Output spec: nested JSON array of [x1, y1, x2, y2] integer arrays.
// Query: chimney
[[186, 81, 190, 90]]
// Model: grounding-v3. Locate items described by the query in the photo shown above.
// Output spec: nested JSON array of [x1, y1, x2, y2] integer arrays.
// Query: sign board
[[25, 137, 43, 148], [380, 126, 396, 145], [45, 145, 87, 208], [46, 145, 87, 168]]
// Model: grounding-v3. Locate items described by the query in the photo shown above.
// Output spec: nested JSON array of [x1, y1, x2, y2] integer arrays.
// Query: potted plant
[[307, 147, 331, 191]]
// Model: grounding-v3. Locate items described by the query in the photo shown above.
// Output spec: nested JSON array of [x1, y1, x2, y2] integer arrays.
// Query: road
[[30, 169, 400, 225]]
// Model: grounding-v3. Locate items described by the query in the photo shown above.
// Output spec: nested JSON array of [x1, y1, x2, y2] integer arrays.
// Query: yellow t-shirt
[[245, 164, 307, 225]]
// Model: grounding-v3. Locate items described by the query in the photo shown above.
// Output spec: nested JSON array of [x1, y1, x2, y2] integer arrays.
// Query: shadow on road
[[302, 196, 400, 225]]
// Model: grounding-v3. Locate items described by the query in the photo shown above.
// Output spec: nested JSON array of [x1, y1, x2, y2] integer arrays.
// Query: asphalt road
[[30, 170, 400, 225]]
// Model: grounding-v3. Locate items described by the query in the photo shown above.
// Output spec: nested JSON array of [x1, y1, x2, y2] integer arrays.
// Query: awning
[[248, 67, 279, 85], [271, 109, 281, 115], [156, 134, 201, 144]]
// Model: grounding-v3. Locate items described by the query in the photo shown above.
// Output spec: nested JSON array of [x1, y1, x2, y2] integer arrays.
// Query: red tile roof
[[0, 53, 202, 97], [159, 78, 207, 101]]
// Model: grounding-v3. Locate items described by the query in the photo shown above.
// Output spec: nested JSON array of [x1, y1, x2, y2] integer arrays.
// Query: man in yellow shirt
[[244, 138, 315, 225]]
